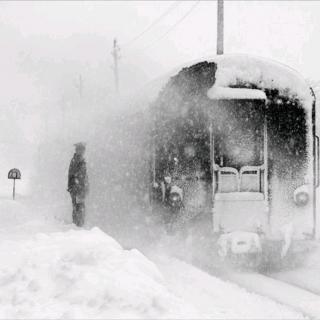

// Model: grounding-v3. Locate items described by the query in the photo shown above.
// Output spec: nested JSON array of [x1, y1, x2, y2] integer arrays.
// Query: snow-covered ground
[[224, 271, 320, 318], [270, 241, 320, 297], [154, 256, 307, 319], [0, 228, 199, 319], [0, 195, 310, 319]]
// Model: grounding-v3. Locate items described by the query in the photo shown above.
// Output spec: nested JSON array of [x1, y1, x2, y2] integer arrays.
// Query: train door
[[209, 96, 269, 236]]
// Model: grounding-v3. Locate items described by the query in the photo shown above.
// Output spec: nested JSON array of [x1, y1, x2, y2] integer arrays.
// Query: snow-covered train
[[145, 54, 319, 264]]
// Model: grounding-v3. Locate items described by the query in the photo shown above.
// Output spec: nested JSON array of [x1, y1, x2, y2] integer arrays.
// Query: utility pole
[[111, 38, 120, 94], [217, 0, 224, 55], [75, 74, 83, 98]]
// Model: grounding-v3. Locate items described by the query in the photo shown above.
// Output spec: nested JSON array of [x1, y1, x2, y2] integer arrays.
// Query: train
[[141, 54, 319, 266]]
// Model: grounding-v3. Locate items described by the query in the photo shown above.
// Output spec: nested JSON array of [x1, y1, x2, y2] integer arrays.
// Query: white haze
[[1, 1, 320, 248]]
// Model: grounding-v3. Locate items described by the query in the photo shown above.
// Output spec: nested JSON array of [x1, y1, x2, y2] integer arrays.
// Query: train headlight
[[164, 176, 172, 184], [169, 185, 183, 208], [169, 192, 181, 203], [295, 192, 309, 206], [293, 185, 310, 207]]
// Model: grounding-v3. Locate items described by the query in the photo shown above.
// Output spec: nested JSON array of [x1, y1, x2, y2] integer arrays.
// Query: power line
[[122, 1, 180, 49], [132, 1, 200, 55]]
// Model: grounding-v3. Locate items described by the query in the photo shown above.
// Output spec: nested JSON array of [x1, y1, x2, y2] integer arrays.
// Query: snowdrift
[[0, 197, 306, 319], [0, 227, 196, 319]]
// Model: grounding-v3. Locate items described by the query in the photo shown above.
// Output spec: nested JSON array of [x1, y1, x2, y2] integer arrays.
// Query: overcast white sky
[[0, 1, 320, 78], [0, 0, 319, 193], [1, 1, 320, 82], [1, 0, 319, 143]]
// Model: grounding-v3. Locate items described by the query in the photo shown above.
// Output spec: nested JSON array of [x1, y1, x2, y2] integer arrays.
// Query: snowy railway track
[[152, 235, 320, 318], [218, 271, 320, 319], [269, 269, 320, 296]]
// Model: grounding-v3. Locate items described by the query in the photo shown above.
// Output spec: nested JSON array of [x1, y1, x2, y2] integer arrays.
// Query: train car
[[147, 54, 319, 265]]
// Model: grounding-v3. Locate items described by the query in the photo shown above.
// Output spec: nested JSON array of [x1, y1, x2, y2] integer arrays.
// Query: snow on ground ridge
[[0, 197, 308, 319], [0, 221, 307, 320], [0, 227, 197, 319]]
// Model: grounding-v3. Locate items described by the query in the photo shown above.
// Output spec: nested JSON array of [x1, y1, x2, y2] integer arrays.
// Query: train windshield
[[212, 99, 265, 170], [210, 99, 267, 194]]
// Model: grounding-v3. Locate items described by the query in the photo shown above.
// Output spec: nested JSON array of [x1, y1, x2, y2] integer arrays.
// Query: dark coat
[[68, 154, 89, 197]]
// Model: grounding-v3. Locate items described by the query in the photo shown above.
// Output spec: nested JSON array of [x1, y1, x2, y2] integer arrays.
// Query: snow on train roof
[[207, 86, 267, 100], [133, 54, 313, 111], [211, 55, 312, 106]]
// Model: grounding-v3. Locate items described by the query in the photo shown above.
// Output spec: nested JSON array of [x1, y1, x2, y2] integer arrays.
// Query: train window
[[213, 100, 264, 170]]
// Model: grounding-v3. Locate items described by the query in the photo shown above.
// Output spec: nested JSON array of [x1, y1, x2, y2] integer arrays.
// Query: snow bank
[[0, 227, 196, 319], [0, 197, 311, 319]]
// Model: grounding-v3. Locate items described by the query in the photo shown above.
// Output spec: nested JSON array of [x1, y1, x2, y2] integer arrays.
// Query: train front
[[149, 54, 318, 266]]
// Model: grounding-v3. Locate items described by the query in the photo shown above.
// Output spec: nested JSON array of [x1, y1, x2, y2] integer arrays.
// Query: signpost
[[8, 168, 21, 200]]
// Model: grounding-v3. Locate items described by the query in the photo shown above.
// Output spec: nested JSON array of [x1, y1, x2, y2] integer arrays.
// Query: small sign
[[8, 168, 21, 180], [8, 168, 21, 200]]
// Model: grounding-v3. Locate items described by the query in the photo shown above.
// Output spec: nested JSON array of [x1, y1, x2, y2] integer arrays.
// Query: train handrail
[[316, 135, 320, 188]]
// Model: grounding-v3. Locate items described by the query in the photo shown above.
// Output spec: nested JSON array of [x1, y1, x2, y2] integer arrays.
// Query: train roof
[[134, 53, 314, 112]]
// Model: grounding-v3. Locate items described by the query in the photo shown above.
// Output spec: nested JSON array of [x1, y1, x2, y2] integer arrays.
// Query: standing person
[[67, 142, 89, 227]]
